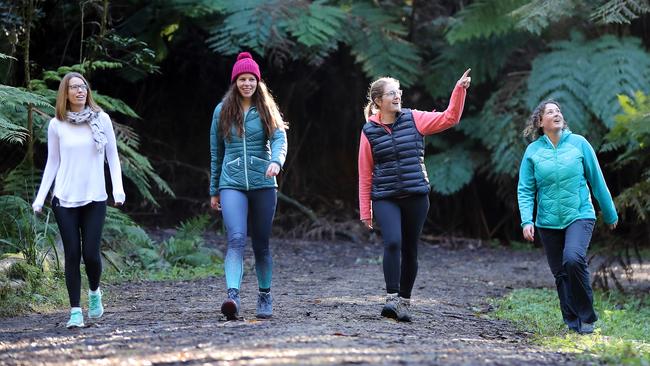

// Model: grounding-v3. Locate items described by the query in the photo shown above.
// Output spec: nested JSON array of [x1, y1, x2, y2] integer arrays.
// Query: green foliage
[[591, 0, 650, 24], [0, 85, 54, 144], [425, 146, 476, 195], [344, 2, 421, 86], [604, 92, 650, 221], [492, 288, 650, 365], [445, 0, 529, 44], [129, 215, 222, 272], [0, 195, 59, 271], [511, 0, 585, 35], [527, 33, 650, 137], [458, 76, 529, 178], [424, 33, 528, 99], [201, 0, 422, 85]]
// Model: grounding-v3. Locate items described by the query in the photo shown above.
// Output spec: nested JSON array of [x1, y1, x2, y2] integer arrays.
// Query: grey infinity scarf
[[66, 107, 107, 154]]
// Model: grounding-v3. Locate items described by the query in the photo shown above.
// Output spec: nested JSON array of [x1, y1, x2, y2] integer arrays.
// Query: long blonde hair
[[363, 77, 399, 120], [55, 72, 101, 120]]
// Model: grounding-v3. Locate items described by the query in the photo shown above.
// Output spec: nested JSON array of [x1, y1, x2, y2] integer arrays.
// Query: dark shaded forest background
[[2, 1, 650, 285]]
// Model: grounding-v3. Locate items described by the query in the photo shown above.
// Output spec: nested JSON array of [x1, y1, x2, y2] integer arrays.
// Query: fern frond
[[1, 160, 40, 201], [285, 1, 346, 48], [118, 141, 175, 207], [526, 36, 591, 133], [424, 33, 527, 98], [93, 93, 140, 118], [170, 0, 228, 17], [590, 0, 650, 24], [586, 36, 650, 128], [346, 2, 421, 86], [0, 115, 29, 144], [445, 0, 529, 44], [425, 147, 476, 195], [511, 0, 586, 35]]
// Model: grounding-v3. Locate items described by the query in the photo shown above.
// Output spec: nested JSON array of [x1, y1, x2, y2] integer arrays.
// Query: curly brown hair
[[522, 100, 568, 140]]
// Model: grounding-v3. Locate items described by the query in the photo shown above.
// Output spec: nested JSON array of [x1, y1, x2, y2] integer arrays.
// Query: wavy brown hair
[[219, 79, 287, 141], [363, 77, 399, 120], [523, 99, 568, 140], [55, 72, 101, 121]]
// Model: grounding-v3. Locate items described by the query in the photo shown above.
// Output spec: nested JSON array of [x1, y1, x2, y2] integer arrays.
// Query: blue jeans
[[373, 194, 429, 298], [221, 188, 277, 290], [538, 219, 597, 331]]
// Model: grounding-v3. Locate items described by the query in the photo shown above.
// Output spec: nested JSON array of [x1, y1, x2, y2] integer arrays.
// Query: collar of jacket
[[540, 128, 572, 147]]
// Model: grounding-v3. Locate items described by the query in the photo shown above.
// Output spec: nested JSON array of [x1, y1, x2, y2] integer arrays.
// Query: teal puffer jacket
[[517, 130, 617, 229], [209, 103, 287, 195]]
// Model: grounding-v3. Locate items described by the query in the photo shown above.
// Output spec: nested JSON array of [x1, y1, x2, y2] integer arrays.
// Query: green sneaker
[[66, 309, 84, 329], [88, 289, 104, 319]]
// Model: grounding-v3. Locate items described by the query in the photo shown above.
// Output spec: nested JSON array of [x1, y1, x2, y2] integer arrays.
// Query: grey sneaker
[[396, 297, 412, 322], [221, 288, 240, 320], [256, 291, 273, 319], [381, 293, 399, 319], [580, 321, 595, 334]]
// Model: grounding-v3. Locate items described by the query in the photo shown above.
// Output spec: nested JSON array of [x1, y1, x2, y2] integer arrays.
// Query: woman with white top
[[33, 72, 125, 329]]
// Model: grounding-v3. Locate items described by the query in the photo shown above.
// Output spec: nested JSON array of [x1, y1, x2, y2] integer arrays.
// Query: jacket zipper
[[243, 109, 250, 191]]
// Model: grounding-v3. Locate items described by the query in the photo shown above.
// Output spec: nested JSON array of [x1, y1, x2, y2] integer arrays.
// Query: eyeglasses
[[382, 89, 402, 98], [68, 84, 88, 91]]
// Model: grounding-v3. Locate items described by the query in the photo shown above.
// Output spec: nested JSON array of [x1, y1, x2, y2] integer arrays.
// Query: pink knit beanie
[[230, 52, 261, 83]]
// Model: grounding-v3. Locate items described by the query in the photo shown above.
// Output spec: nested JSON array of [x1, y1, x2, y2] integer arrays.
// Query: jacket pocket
[[250, 156, 270, 174], [224, 157, 242, 176]]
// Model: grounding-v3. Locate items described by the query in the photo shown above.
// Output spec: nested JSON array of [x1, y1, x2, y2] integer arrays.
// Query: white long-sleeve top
[[32, 111, 125, 210]]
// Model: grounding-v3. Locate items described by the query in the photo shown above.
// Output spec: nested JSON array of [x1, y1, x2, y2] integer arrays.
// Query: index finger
[[462, 68, 471, 78]]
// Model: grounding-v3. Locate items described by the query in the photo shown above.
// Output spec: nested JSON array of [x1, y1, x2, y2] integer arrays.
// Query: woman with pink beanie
[[209, 52, 288, 320]]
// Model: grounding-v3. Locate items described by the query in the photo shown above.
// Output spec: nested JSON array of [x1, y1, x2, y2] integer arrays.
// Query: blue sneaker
[[88, 289, 104, 319], [221, 288, 240, 320], [256, 292, 273, 319], [66, 309, 84, 329]]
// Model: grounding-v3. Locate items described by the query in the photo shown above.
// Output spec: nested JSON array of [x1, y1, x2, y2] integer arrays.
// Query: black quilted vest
[[362, 109, 430, 200]]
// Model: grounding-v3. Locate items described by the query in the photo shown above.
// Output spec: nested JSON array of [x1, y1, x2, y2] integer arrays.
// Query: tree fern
[[0, 85, 54, 144], [526, 34, 650, 137], [424, 33, 528, 98], [345, 2, 421, 86], [425, 146, 476, 195], [284, 1, 346, 48], [511, 0, 586, 35], [590, 0, 650, 24], [445, 0, 529, 44], [587, 36, 650, 128], [526, 34, 591, 133], [459, 75, 530, 178]]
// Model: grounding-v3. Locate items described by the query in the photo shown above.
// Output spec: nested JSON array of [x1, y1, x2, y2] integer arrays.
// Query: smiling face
[[67, 77, 87, 111], [236, 73, 258, 99], [376, 80, 402, 115], [539, 102, 565, 134]]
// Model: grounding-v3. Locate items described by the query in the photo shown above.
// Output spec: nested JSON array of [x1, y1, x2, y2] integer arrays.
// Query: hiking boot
[[66, 309, 84, 329], [580, 321, 595, 334], [256, 291, 273, 319], [88, 289, 104, 319], [396, 297, 412, 322], [221, 288, 240, 320], [381, 293, 399, 319]]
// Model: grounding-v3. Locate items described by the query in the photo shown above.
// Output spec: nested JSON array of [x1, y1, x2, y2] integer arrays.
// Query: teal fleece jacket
[[209, 103, 287, 195], [517, 130, 618, 229]]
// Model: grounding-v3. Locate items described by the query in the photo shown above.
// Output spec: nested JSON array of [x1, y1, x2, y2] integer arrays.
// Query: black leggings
[[373, 194, 429, 299], [52, 197, 106, 308]]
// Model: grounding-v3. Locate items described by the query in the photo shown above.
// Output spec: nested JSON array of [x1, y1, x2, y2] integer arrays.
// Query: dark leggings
[[538, 219, 597, 331], [52, 197, 107, 308], [373, 194, 429, 298]]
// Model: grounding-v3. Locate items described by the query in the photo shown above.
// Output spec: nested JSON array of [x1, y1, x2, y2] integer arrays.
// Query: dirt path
[[0, 236, 583, 365]]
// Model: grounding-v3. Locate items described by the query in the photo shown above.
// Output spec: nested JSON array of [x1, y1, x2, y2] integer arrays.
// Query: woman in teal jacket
[[517, 100, 617, 334], [209, 52, 288, 320]]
